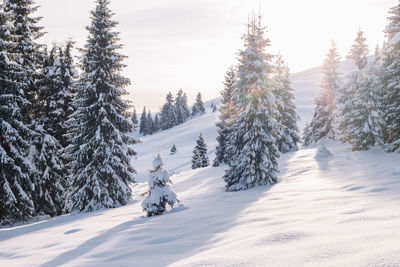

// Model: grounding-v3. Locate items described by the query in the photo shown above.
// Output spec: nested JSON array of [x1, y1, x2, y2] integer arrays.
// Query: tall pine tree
[[131, 108, 138, 127], [59, 40, 78, 149], [307, 41, 341, 143], [3, 0, 45, 122], [0, 3, 36, 225], [348, 52, 385, 150], [337, 29, 370, 142], [175, 89, 190, 124], [66, 0, 138, 213], [381, 1, 400, 152], [145, 110, 154, 135], [191, 92, 205, 116], [153, 113, 160, 132], [32, 45, 68, 216], [224, 14, 280, 191], [139, 106, 147, 135], [272, 54, 300, 153], [160, 92, 177, 130], [213, 66, 237, 167]]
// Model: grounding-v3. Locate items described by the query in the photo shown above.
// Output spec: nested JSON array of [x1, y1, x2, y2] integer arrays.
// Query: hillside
[[1, 103, 400, 266]]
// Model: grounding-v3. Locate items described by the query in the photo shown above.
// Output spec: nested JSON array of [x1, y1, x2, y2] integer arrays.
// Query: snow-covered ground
[[1, 64, 400, 266]]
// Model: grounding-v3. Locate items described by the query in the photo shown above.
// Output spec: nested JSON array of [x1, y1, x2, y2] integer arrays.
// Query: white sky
[[36, 0, 397, 111]]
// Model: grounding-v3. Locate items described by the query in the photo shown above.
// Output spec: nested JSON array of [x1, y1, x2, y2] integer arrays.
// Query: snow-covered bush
[[142, 154, 177, 217]]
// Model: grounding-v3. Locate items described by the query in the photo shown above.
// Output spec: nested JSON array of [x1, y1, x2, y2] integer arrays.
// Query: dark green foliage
[[192, 133, 209, 169], [66, 0, 138, 213]]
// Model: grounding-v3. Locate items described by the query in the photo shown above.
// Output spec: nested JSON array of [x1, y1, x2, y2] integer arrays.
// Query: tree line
[[135, 91, 205, 136], [0, 0, 137, 225], [303, 1, 400, 153]]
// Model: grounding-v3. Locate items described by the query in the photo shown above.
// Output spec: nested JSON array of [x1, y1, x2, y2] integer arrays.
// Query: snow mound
[[315, 144, 333, 158]]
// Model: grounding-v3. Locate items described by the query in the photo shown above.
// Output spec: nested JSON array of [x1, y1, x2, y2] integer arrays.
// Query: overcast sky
[[36, 0, 397, 111]]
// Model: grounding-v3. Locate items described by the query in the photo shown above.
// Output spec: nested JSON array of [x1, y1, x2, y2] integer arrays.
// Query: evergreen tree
[[0, 4, 36, 225], [32, 45, 68, 216], [302, 121, 313, 146], [131, 108, 138, 127], [272, 54, 300, 153], [212, 104, 217, 112], [59, 40, 78, 149], [192, 133, 209, 169], [223, 14, 280, 191], [145, 110, 154, 135], [170, 144, 177, 155], [3, 0, 45, 122], [381, 1, 400, 152], [308, 41, 341, 143], [183, 92, 190, 116], [160, 92, 177, 130], [348, 53, 385, 150], [213, 66, 237, 167], [191, 92, 205, 116], [139, 106, 146, 135], [175, 89, 190, 124], [66, 0, 138, 213], [337, 29, 370, 141], [347, 29, 370, 69], [153, 113, 160, 132], [142, 154, 177, 217]]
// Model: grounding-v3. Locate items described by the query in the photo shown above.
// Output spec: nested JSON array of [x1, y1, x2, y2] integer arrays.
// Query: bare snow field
[[1, 66, 400, 266]]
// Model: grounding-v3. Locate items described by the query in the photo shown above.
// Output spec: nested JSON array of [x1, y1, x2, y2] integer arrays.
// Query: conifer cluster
[[0, 0, 137, 225]]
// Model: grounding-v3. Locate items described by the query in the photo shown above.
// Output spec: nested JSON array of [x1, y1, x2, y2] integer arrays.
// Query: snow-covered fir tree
[[272, 54, 300, 153], [347, 29, 370, 70], [213, 66, 237, 167], [192, 133, 209, 169], [191, 92, 205, 116], [306, 41, 341, 143], [7, 6, 71, 217], [302, 121, 313, 146], [139, 106, 147, 135], [3, 0, 45, 121], [131, 108, 138, 128], [145, 110, 154, 135], [175, 89, 190, 124], [160, 92, 177, 130], [153, 113, 160, 132], [66, 0, 138, 213], [32, 45, 68, 216], [347, 52, 385, 150], [380, 1, 400, 152], [142, 153, 177, 217], [212, 104, 217, 112], [170, 144, 177, 155], [223, 14, 280, 191], [58, 40, 78, 149], [337, 29, 370, 142], [0, 4, 36, 225]]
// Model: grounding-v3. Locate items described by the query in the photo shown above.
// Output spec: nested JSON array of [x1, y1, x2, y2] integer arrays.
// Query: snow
[[314, 143, 333, 158], [1, 66, 400, 266]]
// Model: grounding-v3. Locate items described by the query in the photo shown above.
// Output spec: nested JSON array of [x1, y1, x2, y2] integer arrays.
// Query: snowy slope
[[1, 104, 400, 266]]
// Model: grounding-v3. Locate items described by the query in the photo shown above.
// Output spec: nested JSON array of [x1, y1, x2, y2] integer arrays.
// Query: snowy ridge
[[1, 105, 400, 266]]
